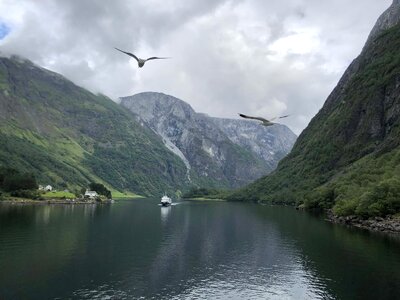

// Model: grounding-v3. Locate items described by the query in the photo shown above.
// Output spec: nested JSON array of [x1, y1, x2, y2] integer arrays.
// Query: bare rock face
[[120, 92, 296, 189], [366, 0, 400, 45], [209, 117, 296, 170]]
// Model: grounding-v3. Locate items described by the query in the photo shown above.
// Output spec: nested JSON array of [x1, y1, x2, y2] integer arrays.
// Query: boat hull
[[160, 195, 172, 206]]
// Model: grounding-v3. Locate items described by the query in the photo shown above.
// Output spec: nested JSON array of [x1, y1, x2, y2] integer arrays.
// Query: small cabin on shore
[[84, 190, 98, 199], [39, 185, 53, 191]]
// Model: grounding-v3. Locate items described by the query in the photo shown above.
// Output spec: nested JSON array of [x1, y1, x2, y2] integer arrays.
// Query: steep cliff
[[209, 117, 296, 170], [229, 1, 400, 218], [120, 92, 296, 188]]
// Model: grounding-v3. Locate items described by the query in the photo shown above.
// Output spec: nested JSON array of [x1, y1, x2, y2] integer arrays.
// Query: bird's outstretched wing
[[270, 115, 290, 122], [145, 57, 171, 61], [239, 113, 269, 123], [114, 48, 139, 62]]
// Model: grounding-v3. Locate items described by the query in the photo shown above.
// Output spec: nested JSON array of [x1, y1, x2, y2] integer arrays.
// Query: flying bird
[[239, 113, 289, 127], [114, 47, 170, 68]]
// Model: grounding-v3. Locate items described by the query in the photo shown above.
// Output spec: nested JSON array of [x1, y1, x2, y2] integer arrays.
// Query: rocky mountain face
[[229, 1, 400, 218], [120, 92, 296, 189], [366, 0, 400, 45], [0, 56, 188, 196], [209, 117, 296, 170]]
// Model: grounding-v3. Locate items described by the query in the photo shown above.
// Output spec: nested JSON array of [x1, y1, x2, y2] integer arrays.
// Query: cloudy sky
[[0, 0, 392, 134]]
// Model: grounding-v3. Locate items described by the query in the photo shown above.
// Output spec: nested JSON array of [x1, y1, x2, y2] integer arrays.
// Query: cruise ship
[[160, 195, 172, 206]]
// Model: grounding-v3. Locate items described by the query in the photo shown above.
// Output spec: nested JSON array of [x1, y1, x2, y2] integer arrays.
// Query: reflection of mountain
[[144, 202, 326, 299], [250, 207, 400, 300], [2, 201, 400, 299], [0, 202, 332, 299], [0, 204, 101, 299]]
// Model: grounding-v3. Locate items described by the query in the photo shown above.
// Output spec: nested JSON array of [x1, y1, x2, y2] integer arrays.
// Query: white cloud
[[0, 0, 392, 134], [268, 28, 321, 60]]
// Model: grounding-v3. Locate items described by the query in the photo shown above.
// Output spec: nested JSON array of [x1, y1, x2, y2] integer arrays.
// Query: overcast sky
[[0, 0, 392, 134]]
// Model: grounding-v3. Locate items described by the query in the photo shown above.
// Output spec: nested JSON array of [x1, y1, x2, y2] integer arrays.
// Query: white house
[[45, 185, 53, 191], [84, 190, 98, 199]]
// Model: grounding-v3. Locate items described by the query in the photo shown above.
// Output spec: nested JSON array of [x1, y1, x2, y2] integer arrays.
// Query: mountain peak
[[229, 4, 400, 218], [366, 0, 400, 45], [120, 92, 296, 188], [0, 56, 190, 196]]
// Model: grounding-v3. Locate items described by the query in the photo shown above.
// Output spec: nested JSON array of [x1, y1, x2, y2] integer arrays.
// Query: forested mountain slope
[[229, 1, 400, 218], [0, 56, 188, 196]]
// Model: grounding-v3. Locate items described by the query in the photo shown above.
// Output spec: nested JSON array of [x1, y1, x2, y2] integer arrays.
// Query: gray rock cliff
[[120, 92, 296, 189], [366, 0, 400, 45], [209, 117, 296, 170]]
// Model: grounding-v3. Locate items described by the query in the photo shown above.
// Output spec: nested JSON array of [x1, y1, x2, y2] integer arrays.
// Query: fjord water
[[0, 200, 399, 299]]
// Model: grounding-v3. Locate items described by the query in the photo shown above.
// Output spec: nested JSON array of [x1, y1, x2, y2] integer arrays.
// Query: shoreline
[[0, 198, 109, 205], [183, 197, 226, 202], [326, 210, 400, 234], [3, 198, 400, 234]]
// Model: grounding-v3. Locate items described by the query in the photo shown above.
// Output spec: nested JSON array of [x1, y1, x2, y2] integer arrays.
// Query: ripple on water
[[1, 200, 400, 299]]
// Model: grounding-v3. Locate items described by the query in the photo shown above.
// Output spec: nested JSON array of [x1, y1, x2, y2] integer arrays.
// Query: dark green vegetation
[[0, 56, 188, 196], [89, 182, 112, 199], [229, 24, 400, 218], [182, 187, 229, 199], [0, 167, 37, 191], [41, 191, 76, 199], [0, 167, 39, 199]]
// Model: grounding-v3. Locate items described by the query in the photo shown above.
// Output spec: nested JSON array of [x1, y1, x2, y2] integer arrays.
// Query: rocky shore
[[327, 210, 400, 234]]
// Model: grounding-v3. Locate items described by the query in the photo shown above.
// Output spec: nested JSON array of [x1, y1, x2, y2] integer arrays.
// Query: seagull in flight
[[239, 113, 289, 127], [114, 47, 170, 68]]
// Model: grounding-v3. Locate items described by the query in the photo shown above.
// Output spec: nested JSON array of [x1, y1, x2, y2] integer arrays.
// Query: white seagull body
[[114, 47, 170, 68], [239, 113, 289, 127]]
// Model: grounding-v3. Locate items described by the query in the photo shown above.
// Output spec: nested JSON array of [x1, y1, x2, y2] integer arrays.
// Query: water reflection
[[0, 200, 400, 299], [160, 205, 171, 224], [0, 203, 114, 299], [35, 205, 51, 224], [133, 201, 334, 299]]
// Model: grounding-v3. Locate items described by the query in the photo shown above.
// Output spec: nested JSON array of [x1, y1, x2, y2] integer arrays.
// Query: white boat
[[160, 195, 172, 206]]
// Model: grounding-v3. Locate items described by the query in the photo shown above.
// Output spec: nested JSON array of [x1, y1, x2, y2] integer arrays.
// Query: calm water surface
[[0, 199, 400, 299]]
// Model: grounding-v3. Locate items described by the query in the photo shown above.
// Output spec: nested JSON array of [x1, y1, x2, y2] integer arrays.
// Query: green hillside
[[228, 24, 400, 218], [0, 56, 188, 196]]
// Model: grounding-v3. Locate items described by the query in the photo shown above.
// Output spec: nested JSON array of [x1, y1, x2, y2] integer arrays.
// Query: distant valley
[[0, 57, 296, 196]]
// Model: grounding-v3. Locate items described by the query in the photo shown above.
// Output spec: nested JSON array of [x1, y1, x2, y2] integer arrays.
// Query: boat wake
[[158, 202, 181, 206]]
